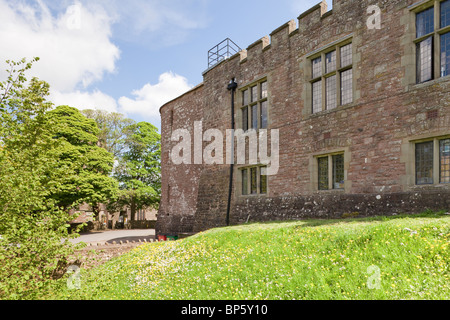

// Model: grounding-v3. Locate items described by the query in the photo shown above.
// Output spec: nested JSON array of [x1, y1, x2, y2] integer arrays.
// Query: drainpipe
[[226, 78, 238, 226]]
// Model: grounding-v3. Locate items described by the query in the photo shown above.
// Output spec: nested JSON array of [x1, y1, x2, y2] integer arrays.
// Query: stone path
[[68, 229, 157, 271], [70, 229, 156, 246]]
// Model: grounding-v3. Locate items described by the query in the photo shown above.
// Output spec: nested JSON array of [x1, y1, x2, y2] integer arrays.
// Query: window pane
[[441, 32, 450, 77], [441, 0, 450, 28], [242, 169, 248, 195], [312, 57, 322, 78], [251, 167, 257, 194], [312, 80, 322, 114], [326, 50, 336, 73], [251, 86, 258, 103], [260, 167, 267, 194], [333, 154, 345, 190], [440, 139, 450, 184], [341, 69, 353, 105], [416, 7, 434, 38], [326, 75, 337, 110], [260, 101, 268, 129], [416, 141, 434, 185], [251, 105, 258, 129], [243, 90, 249, 106], [318, 157, 329, 190], [261, 81, 268, 99], [417, 37, 434, 83], [242, 107, 248, 131], [340, 43, 353, 68]]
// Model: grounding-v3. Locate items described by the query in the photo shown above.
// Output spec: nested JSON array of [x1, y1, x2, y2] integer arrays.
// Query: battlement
[[298, 1, 329, 29], [203, 1, 337, 73]]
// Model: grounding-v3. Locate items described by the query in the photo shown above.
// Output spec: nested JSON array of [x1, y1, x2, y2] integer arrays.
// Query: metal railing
[[208, 38, 241, 69]]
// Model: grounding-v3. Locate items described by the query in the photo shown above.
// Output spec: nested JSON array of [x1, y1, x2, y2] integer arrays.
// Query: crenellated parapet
[[216, 1, 335, 67], [298, 1, 329, 31]]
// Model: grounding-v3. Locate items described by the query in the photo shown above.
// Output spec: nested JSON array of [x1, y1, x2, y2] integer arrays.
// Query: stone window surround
[[318, 153, 345, 191], [237, 165, 269, 197], [409, 0, 450, 83], [401, 133, 450, 189], [238, 77, 269, 132], [307, 36, 354, 115], [302, 33, 361, 120], [235, 77, 270, 198], [309, 147, 351, 193]]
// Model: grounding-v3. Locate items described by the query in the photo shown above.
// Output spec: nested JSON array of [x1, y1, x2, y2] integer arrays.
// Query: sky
[[0, 0, 328, 131]]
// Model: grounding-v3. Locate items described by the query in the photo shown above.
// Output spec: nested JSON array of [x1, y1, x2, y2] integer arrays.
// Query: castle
[[156, 0, 450, 237]]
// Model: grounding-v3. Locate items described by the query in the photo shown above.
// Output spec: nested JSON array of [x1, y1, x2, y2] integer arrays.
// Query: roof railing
[[208, 38, 241, 69]]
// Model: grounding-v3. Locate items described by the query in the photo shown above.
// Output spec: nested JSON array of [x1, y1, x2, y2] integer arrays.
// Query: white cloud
[[0, 0, 122, 115], [0, 0, 198, 128], [0, 0, 120, 92], [118, 72, 192, 118], [50, 90, 118, 113]]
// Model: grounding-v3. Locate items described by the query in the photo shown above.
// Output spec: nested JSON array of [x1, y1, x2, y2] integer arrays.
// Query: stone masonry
[[156, 0, 450, 236]]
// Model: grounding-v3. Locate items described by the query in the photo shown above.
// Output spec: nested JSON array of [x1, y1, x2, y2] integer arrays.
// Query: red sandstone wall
[[156, 84, 205, 235], [158, 0, 450, 235]]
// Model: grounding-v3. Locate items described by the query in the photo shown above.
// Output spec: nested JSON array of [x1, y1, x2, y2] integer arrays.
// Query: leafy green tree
[[0, 58, 83, 299], [82, 109, 136, 158], [45, 106, 119, 219], [112, 122, 161, 221]]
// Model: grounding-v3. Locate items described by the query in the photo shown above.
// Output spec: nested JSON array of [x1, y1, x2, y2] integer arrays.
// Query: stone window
[[441, 139, 450, 183], [312, 56, 322, 79], [241, 166, 268, 196], [241, 79, 268, 131], [312, 80, 322, 114], [414, 0, 450, 83], [250, 167, 258, 194], [317, 153, 345, 191], [326, 75, 337, 110], [326, 51, 337, 73], [442, 32, 450, 76], [340, 69, 353, 105], [318, 156, 329, 190], [241, 169, 248, 195], [415, 141, 434, 184], [414, 137, 450, 185], [310, 42, 353, 114], [260, 168, 268, 194], [242, 106, 248, 132]]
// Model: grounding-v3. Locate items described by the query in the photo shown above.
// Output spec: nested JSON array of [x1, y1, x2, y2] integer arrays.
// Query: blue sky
[[0, 0, 328, 131]]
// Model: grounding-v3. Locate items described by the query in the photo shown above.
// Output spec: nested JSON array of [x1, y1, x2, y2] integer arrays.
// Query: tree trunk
[[130, 197, 136, 221], [92, 203, 100, 221]]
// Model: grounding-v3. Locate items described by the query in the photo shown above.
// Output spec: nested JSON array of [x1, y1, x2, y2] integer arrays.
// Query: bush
[[0, 58, 83, 299]]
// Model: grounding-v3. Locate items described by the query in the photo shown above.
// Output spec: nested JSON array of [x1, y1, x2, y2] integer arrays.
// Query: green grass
[[46, 211, 450, 300]]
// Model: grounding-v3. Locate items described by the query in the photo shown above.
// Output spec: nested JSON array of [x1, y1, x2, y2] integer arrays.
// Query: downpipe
[[226, 78, 238, 226]]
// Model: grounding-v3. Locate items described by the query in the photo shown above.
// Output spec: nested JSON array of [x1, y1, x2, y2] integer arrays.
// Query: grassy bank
[[47, 212, 450, 300]]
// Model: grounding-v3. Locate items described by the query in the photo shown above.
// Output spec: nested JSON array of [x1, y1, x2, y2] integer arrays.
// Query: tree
[[45, 106, 118, 219], [112, 122, 161, 221], [82, 109, 135, 158], [0, 58, 83, 299]]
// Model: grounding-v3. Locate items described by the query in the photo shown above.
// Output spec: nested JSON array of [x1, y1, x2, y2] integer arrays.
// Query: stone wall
[[232, 191, 450, 225], [157, 0, 450, 236], [156, 84, 205, 235], [130, 220, 157, 229]]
